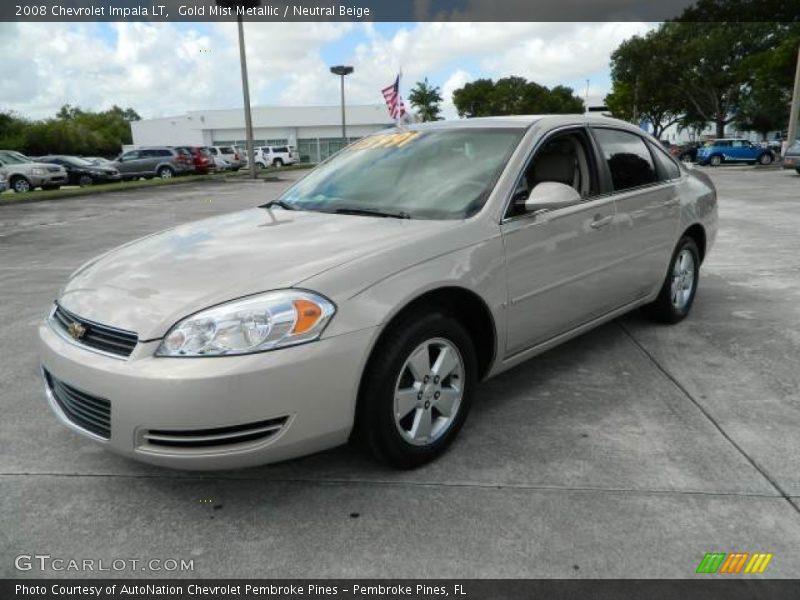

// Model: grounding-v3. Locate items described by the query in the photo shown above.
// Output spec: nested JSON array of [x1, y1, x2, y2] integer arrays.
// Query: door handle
[[590, 215, 614, 229]]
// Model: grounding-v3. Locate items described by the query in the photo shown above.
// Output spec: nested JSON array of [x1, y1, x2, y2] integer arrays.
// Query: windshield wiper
[[259, 199, 296, 211], [333, 207, 411, 219]]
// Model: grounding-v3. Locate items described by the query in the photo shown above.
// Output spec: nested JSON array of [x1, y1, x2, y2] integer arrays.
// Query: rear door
[[590, 127, 681, 302]]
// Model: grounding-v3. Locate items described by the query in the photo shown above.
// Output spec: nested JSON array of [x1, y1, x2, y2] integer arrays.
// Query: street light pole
[[786, 44, 800, 155], [218, 0, 260, 179], [237, 14, 257, 179], [330, 65, 354, 146]]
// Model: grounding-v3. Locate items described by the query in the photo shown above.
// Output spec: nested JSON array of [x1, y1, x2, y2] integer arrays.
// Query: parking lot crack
[[618, 321, 800, 515]]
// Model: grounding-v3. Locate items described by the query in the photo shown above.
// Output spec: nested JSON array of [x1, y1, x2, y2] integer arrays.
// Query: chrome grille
[[51, 304, 138, 358], [143, 417, 288, 449], [44, 370, 111, 439]]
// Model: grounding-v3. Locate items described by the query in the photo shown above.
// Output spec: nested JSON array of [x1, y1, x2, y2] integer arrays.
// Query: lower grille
[[51, 303, 138, 358], [143, 417, 288, 449], [44, 370, 111, 439]]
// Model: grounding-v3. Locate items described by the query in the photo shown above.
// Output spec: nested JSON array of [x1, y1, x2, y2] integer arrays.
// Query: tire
[[709, 154, 722, 167], [356, 310, 477, 468], [642, 236, 700, 324], [158, 166, 174, 179], [795, 167, 800, 175], [680, 153, 692, 163], [11, 176, 31, 193], [273, 158, 284, 167], [79, 175, 93, 187], [758, 153, 773, 165]]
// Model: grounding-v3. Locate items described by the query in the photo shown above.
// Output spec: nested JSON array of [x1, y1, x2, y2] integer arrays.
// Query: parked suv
[[207, 146, 242, 170], [173, 146, 215, 174], [696, 139, 774, 166], [112, 147, 192, 180], [0, 150, 69, 193], [252, 145, 299, 167]]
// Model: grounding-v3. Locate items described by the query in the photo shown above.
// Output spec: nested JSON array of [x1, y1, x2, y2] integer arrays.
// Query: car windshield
[[0, 151, 32, 164], [279, 128, 524, 220]]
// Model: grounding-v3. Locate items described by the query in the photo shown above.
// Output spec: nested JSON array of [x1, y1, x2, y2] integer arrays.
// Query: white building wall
[[131, 105, 394, 158]]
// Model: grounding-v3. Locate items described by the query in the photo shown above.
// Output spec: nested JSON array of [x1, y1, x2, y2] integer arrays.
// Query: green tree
[[607, 1, 800, 139], [452, 77, 584, 117], [605, 31, 684, 138], [408, 78, 443, 122], [452, 78, 496, 117], [0, 105, 141, 157]]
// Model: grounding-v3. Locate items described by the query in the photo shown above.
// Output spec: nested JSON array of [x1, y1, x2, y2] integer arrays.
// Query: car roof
[[399, 114, 647, 133]]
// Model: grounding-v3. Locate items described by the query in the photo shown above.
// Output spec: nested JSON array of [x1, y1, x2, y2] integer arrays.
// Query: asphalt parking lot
[[2, 166, 800, 579]]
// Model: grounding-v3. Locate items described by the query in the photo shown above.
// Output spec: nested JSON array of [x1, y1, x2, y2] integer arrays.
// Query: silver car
[[0, 150, 69, 192], [782, 141, 800, 174], [37, 115, 717, 470]]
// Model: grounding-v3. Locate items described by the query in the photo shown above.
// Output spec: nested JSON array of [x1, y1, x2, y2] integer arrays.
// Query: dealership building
[[131, 104, 395, 163]]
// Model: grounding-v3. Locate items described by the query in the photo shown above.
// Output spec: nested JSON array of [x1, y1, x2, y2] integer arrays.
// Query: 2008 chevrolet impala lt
[[38, 115, 717, 469]]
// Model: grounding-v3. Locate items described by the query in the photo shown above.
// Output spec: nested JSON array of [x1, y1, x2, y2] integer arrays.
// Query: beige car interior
[[511, 133, 592, 216]]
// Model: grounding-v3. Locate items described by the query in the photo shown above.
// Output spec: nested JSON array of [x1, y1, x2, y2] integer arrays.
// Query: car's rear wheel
[[709, 154, 722, 167], [642, 236, 700, 324], [356, 310, 477, 468], [158, 166, 174, 179], [273, 158, 284, 167], [79, 175, 93, 187], [680, 153, 693, 163], [758, 153, 773, 165], [10, 176, 31, 193]]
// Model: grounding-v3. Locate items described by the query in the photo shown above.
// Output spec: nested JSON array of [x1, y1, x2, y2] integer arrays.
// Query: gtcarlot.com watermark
[[15, 554, 194, 572]]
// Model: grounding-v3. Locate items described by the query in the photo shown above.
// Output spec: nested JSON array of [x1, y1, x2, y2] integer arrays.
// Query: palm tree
[[408, 78, 444, 122]]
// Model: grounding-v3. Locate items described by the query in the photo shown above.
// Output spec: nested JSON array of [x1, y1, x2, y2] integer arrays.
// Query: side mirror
[[525, 181, 581, 213]]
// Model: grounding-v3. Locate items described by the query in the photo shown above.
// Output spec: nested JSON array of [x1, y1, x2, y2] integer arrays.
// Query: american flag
[[381, 74, 406, 120]]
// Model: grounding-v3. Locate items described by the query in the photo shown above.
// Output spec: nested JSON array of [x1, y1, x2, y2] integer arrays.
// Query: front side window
[[593, 128, 657, 192], [280, 128, 524, 220], [121, 151, 139, 161]]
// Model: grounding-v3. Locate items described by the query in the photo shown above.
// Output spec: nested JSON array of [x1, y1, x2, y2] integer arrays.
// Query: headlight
[[32, 168, 46, 176], [156, 290, 335, 357]]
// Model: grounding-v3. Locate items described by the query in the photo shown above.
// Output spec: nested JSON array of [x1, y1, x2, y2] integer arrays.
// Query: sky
[[0, 21, 655, 121]]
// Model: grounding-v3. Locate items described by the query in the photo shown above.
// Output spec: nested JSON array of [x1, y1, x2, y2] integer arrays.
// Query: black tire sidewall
[[359, 311, 477, 468]]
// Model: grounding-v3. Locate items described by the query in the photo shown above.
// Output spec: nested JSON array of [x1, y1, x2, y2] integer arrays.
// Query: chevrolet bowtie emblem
[[67, 321, 86, 340]]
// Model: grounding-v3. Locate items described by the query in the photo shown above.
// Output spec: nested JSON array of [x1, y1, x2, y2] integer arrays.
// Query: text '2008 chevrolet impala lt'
[[38, 115, 717, 470]]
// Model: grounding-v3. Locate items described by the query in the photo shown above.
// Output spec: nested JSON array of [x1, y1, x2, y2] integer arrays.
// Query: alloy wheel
[[393, 338, 465, 446], [670, 248, 696, 310]]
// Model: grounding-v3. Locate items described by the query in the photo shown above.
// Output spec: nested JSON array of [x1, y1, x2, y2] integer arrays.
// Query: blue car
[[696, 139, 774, 166]]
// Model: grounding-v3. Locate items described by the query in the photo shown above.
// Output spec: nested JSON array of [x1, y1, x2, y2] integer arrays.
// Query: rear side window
[[650, 144, 681, 181], [220, 146, 234, 153], [273, 146, 288, 153], [593, 128, 657, 192]]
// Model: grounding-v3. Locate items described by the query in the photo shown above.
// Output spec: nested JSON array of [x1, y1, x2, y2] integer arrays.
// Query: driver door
[[500, 128, 624, 356]]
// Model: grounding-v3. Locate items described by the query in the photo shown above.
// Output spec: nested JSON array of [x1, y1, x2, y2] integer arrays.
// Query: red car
[[174, 146, 215, 174]]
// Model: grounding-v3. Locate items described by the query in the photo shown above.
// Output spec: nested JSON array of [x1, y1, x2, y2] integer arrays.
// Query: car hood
[[59, 207, 452, 340]]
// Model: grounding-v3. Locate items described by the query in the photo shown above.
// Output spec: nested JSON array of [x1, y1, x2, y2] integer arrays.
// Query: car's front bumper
[[37, 320, 376, 470]]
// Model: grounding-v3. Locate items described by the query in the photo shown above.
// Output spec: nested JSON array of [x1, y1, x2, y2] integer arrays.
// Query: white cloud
[[0, 21, 655, 120]]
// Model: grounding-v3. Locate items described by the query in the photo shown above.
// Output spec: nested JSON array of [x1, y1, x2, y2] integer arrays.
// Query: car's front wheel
[[158, 166, 174, 179], [642, 236, 700, 324], [709, 154, 722, 167], [357, 310, 477, 468], [11, 176, 31, 193]]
